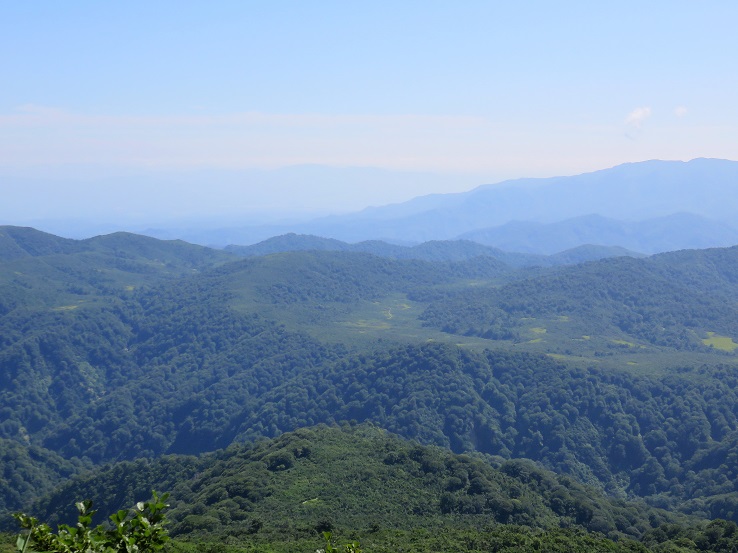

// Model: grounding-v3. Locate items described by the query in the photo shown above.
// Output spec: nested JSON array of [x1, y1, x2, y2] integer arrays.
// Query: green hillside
[[0, 225, 233, 268], [5, 328, 738, 522], [4, 228, 738, 540], [420, 247, 738, 360], [0, 227, 85, 261], [0, 226, 235, 317], [28, 426, 684, 547]]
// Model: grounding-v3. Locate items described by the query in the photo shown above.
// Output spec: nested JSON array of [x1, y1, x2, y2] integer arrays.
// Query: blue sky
[[1, 2, 737, 227]]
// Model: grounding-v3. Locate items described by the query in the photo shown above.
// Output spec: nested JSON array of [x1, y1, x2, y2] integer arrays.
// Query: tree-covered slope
[[0, 226, 236, 319], [29, 425, 682, 542], [0, 439, 89, 516], [0, 226, 87, 261], [421, 246, 738, 353], [7, 317, 738, 523], [0, 226, 233, 267], [0, 275, 338, 464], [1, 248, 505, 487], [5, 231, 738, 530], [216, 343, 738, 520]]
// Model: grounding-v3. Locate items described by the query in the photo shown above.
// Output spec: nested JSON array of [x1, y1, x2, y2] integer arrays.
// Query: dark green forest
[[3, 226, 738, 551]]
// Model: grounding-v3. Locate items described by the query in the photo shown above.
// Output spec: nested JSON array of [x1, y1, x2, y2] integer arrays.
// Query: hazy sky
[[2, 2, 737, 228]]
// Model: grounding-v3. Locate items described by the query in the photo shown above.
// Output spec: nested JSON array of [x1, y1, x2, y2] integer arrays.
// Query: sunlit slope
[[419, 247, 738, 363], [0, 225, 235, 313], [208, 247, 738, 368], [4, 232, 738, 524], [32, 425, 682, 542]]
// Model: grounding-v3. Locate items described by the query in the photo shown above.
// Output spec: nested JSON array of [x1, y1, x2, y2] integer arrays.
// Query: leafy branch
[[14, 491, 169, 553]]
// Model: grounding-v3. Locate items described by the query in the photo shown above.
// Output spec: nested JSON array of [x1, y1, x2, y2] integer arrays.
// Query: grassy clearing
[[230, 280, 738, 373], [546, 353, 592, 363], [342, 320, 392, 331], [610, 339, 645, 349], [702, 332, 738, 352]]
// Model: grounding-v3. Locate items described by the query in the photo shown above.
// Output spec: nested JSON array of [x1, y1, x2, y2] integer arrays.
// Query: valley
[[5, 2, 738, 550], [2, 225, 738, 552]]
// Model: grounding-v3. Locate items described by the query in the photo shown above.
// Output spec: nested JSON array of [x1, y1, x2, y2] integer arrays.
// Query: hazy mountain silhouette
[[459, 213, 738, 255], [164, 158, 738, 252], [288, 158, 738, 245], [226, 233, 643, 266]]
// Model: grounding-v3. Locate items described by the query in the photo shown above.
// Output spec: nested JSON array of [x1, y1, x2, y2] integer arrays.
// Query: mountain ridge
[[225, 233, 644, 267], [290, 158, 738, 244], [138, 158, 738, 249], [460, 213, 738, 255]]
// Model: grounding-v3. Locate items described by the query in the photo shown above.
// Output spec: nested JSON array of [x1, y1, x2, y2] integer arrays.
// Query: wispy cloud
[[674, 106, 688, 118], [1, 104, 733, 182], [625, 106, 652, 129]]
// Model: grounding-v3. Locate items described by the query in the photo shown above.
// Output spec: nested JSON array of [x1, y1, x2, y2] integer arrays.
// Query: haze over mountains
[[138, 158, 738, 253], [460, 213, 738, 255], [225, 233, 644, 267], [2, 158, 738, 549]]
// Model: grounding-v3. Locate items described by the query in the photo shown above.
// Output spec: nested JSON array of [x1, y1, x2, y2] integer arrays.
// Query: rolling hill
[[4, 228, 738, 538], [30, 425, 684, 544]]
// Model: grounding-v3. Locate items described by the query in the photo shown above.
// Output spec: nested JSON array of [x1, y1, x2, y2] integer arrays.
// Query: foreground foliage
[[7, 523, 738, 553], [14, 492, 169, 553]]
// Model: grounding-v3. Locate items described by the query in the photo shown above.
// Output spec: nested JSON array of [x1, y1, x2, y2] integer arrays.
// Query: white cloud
[[675, 106, 688, 118], [625, 106, 652, 128]]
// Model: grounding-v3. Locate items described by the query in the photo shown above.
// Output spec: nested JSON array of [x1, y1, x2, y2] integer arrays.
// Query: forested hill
[[5, 331, 738, 523], [31, 425, 685, 543], [3, 228, 738, 534], [0, 226, 85, 260], [420, 245, 738, 353], [0, 225, 234, 266], [0, 225, 235, 314]]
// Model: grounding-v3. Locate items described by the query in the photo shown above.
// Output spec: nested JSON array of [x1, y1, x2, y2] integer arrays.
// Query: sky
[[2, 1, 737, 231]]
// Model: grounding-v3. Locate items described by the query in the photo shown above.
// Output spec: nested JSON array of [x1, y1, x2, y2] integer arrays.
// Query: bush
[[14, 491, 169, 553]]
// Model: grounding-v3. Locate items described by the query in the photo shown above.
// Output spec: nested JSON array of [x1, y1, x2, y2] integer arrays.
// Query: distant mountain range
[[146, 158, 738, 254], [459, 213, 738, 255], [226, 233, 644, 267]]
